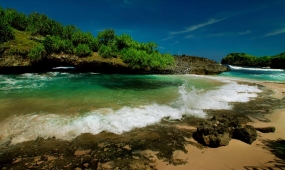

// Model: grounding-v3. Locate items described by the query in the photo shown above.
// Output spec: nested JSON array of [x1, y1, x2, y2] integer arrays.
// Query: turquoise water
[[219, 65, 285, 82], [0, 72, 264, 144]]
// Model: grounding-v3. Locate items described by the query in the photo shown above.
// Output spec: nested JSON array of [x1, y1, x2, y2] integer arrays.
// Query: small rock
[[233, 125, 257, 144], [123, 145, 132, 151], [37, 161, 44, 165], [84, 163, 89, 168], [255, 126, 276, 133]]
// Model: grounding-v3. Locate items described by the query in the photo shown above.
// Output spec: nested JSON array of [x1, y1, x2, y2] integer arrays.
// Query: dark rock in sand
[[194, 114, 235, 147], [194, 118, 231, 147], [233, 125, 257, 144], [255, 126, 276, 133], [194, 114, 258, 147]]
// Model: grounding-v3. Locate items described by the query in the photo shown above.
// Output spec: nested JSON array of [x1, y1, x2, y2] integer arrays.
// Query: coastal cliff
[[171, 55, 228, 75], [0, 52, 228, 74], [0, 8, 228, 75]]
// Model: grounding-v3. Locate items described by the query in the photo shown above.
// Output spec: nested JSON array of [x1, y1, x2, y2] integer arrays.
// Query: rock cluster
[[193, 114, 258, 147]]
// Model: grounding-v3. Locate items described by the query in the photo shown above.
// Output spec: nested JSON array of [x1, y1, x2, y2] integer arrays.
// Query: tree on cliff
[[0, 7, 174, 70], [0, 7, 15, 44]]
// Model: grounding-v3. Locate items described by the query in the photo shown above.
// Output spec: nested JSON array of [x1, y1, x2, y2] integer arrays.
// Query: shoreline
[[155, 80, 285, 170], [154, 109, 285, 170], [0, 78, 284, 169]]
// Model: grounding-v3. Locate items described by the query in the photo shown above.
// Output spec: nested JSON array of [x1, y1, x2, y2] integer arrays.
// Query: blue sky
[[1, 0, 285, 61]]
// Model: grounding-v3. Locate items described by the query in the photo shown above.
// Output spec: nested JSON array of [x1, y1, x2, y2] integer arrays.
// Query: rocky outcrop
[[170, 55, 229, 75], [194, 114, 258, 147], [0, 53, 131, 73], [0, 52, 228, 74], [0, 55, 31, 67], [194, 120, 231, 147]]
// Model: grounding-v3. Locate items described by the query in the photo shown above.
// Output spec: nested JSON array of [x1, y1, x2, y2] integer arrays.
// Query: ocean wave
[[0, 79, 261, 145], [229, 65, 284, 72], [0, 72, 76, 91]]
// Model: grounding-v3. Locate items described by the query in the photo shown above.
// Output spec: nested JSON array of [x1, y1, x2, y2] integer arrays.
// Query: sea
[[0, 65, 284, 145]]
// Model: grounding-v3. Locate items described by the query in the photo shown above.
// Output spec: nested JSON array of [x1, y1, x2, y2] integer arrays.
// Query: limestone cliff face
[[169, 55, 229, 75], [0, 53, 228, 74]]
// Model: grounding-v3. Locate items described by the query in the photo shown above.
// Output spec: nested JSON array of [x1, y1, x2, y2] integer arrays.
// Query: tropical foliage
[[221, 52, 285, 69], [28, 44, 45, 60], [0, 7, 15, 43], [74, 44, 92, 57], [0, 7, 174, 70]]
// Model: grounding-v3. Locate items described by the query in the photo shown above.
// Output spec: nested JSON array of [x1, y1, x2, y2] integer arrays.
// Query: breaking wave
[[0, 79, 261, 145]]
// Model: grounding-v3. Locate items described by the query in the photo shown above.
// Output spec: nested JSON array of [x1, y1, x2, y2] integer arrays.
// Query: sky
[[1, 0, 285, 62]]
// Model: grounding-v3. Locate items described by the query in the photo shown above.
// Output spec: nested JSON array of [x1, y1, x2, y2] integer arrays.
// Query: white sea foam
[[0, 72, 74, 91], [1, 105, 205, 145], [229, 65, 284, 72], [52, 66, 75, 70], [0, 79, 262, 145]]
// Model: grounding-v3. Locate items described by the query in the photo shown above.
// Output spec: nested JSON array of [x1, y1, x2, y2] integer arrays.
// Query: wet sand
[[155, 81, 285, 170]]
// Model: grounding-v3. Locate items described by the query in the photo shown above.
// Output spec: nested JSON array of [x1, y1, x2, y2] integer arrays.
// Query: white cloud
[[238, 30, 251, 35], [185, 35, 195, 39], [162, 36, 173, 41], [170, 41, 179, 46], [170, 18, 226, 35], [264, 28, 285, 37], [209, 33, 225, 37], [208, 30, 251, 37]]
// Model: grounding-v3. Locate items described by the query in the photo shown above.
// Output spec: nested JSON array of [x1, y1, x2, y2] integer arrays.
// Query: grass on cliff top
[[83, 52, 127, 67], [0, 29, 40, 53], [1, 30, 127, 66]]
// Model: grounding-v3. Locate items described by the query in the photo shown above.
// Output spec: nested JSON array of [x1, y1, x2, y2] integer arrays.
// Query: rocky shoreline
[[0, 53, 228, 74], [0, 82, 284, 170]]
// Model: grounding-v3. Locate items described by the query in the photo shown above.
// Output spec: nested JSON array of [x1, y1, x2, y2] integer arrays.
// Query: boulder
[[194, 121, 231, 147], [232, 125, 257, 144], [255, 126, 276, 133], [193, 114, 258, 147]]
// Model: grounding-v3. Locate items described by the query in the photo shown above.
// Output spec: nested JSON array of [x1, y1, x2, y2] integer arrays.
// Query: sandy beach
[[0, 80, 284, 170], [154, 81, 285, 170]]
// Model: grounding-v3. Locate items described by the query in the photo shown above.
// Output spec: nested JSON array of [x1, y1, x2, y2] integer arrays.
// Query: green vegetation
[[221, 52, 285, 69], [74, 44, 92, 57], [0, 8, 14, 44], [1, 29, 39, 54], [28, 44, 45, 60], [0, 7, 174, 70]]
